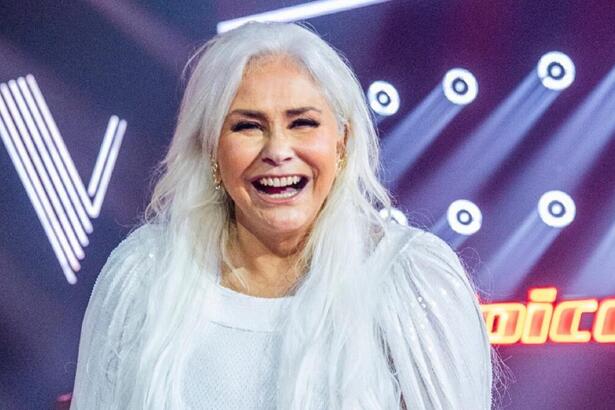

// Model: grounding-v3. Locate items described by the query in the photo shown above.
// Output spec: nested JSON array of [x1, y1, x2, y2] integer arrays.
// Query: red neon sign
[[480, 287, 615, 344]]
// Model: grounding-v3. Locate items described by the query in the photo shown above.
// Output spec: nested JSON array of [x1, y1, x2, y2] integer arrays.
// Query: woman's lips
[[249, 177, 309, 204], [252, 174, 305, 187]]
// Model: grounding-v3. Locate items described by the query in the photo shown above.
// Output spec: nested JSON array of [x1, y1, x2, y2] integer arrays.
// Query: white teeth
[[268, 189, 299, 199], [257, 175, 303, 187], [254, 175, 305, 199]]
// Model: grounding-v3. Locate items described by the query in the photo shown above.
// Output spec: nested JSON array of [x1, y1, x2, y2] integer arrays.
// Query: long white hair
[[105, 21, 495, 409]]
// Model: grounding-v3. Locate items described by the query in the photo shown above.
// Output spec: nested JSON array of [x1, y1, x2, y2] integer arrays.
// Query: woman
[[71, 21, 496, 409]]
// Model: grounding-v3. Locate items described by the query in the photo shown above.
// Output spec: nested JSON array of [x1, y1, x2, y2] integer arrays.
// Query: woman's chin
[[262, 217, 310, 237], [234, 201, 319, 240]]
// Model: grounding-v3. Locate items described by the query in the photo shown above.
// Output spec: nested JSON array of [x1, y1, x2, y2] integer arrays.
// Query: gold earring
[[211, 160, 222, 190], [336, 154, 346, 173]]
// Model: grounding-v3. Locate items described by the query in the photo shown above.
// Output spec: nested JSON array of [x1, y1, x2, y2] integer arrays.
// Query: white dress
[[181, 276, 292, 409], [70, 222, 492, 409]]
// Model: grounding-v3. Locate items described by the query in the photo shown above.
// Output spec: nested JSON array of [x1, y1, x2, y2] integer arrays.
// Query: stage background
[[1, 1, 615, 408]]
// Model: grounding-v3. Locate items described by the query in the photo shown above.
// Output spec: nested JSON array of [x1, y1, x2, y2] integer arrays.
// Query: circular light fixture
[[447, 199, 482, 235], [537, 51, 575, 90], [379, 207, 408, 226], [367, 81, 400, 116], [538, 190, 576, 227], [442, 68, 478, 105]]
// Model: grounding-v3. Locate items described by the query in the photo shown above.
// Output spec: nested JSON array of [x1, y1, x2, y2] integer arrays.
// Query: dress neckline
[[215, 270, 295, 301], [201, 272, 293, 333], [204, 227, 391, 332]]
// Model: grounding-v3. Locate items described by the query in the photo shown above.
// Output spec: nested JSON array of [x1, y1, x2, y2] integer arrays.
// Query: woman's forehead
[[229, 56, 330, 114]]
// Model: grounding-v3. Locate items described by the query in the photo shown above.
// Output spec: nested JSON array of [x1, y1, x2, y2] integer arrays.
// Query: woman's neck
[[220, 221, 306, 298]]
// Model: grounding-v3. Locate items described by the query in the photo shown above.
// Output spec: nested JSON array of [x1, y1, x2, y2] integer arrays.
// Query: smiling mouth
[[251, 175, 309, 199]]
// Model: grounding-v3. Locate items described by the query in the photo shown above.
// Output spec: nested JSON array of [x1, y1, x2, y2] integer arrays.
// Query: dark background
[[1, 1, 615, 408]]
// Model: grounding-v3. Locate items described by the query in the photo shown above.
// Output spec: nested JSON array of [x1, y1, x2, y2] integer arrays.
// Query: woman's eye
[[291, 118, 320, 128], [231, 122, 262, 132]]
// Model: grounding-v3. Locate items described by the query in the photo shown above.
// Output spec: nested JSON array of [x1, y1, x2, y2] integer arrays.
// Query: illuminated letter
[[521, 287, 557, 344], [593, 299, 615, 343], [549, 298, 598, 343], [481, 303, 526, 344]]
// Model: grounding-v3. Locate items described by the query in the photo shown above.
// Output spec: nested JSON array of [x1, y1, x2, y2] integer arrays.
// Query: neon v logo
[[0, 75, 126, 284]]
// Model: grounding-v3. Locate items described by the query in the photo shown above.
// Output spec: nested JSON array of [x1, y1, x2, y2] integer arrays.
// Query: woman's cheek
[[221, 137, 259, 180], [301, 132, 337, 164]]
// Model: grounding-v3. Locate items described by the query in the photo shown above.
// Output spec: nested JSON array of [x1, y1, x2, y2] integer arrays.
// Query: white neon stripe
[[0, 117, 77, 284], [26, 75, 94, 217], [27, 75, 125, 219], [91, 119, 126, 217], [6, 81, 85, 260], [217, 0, 391, 33], [0, 88, 81, 272], [2, 74, 128, 282], [88, 115, 118, 196], [2, 83, 83, 265], [12, 79, 89, 248], [21, 75, 93, 234]]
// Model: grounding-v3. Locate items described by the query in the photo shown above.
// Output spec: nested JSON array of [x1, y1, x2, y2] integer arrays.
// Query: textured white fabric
[[377, 225, 492, 409], [182, 280, 292, 409], [70, 223, 492, 409]]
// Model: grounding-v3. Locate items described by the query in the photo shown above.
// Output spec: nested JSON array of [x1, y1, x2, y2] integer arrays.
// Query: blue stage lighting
[[447, 199, 482, 235], [538, 190, 576, 227], [537, 51, 575, 90], [367, 81, 400, 116], [379, 207, 408, 226], [442, 68, 478, 105]]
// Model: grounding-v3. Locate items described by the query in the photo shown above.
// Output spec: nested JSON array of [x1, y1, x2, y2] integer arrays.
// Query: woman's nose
[[261, 127, 294, 166]]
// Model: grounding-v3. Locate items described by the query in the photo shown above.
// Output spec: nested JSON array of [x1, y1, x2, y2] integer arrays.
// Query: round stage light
[[447, 199, 482, 235], [367, 81, 400, 116], [442, 68, 478, 105], [537, 190, 576, 228], [379, 207, 408, 226], [537, 51, 575, 90]]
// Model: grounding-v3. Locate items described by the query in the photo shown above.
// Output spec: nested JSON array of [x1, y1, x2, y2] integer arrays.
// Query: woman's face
[[217, 54, 346, 244]]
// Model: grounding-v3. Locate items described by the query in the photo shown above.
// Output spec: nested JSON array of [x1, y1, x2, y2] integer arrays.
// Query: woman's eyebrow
[[227, 106, 322, 120], [227, 109, 267, 121], [286, 106, 322, 116]]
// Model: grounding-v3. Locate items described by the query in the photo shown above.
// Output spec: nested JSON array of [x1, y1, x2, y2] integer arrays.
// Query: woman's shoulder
[[376, 222, 493, 409], [375, 220, 482, 321], [106, 223, 164, 271], [374, 221, 458, 274], [379, 223, 474, 292], [89, 223, 164, 310], [71, 223, 165, 407], [112, 223, 165, 258]]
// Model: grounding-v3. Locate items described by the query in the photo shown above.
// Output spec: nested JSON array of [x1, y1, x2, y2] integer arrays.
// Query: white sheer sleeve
[[379, 227, 493, 410], [70, 225, 157, 409]]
